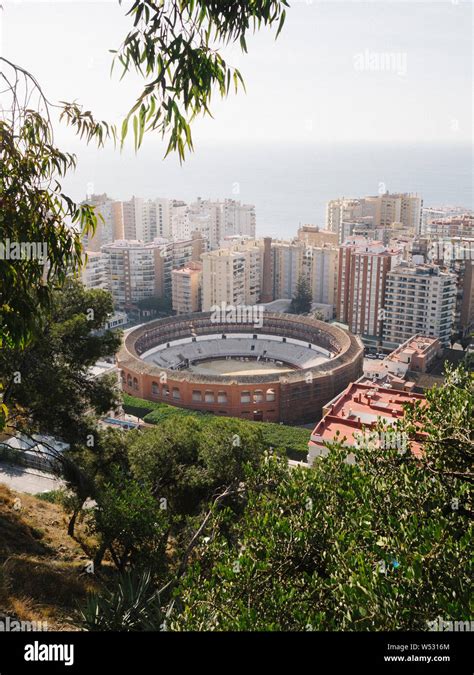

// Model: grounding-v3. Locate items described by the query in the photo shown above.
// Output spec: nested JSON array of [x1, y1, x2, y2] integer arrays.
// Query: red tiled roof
[[310, 381, 426, 458]]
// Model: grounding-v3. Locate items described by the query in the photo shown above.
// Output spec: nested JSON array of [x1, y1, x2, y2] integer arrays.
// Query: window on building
[[205, 391, 215, 403], [192, 390, 202, 402], [241, 391, 251, 404], [151, 382, 159, 396]]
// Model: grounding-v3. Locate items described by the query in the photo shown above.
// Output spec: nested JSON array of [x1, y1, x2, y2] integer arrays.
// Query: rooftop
[[172, 262, 203, 275], [387, 335, 441, 364], [341, 237, 403, 255], [309, 381, 426, 458], [389, 262, 454, 277]]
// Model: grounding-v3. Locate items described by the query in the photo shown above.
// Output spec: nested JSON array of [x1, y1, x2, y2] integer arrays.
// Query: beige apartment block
[[297, 225, 339, 247], [172, 262, 203, 314], [201, 245, 261, 310], [327, 192, 422, 242], [84, 194, 124, 251], [308, 245, 339, 310], [270, 240, 312, 300]]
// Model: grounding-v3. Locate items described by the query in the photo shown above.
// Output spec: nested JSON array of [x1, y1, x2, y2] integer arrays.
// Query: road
[[0, 461, 64, 495]]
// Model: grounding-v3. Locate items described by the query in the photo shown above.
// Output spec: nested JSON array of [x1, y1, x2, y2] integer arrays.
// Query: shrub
[[121, 395, 159, 419], [122, 393, 309, 458], [35, 490, 64, 505]]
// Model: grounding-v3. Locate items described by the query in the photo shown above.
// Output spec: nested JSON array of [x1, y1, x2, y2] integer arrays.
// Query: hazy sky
[[1, 0, 472, 149]]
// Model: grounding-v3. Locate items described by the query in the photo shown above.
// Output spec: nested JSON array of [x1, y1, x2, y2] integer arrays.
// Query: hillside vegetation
[[0, 485, 97, 629], [122, 394, 311, 459]]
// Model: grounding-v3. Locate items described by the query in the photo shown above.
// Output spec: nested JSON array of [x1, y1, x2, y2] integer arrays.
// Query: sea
[[62, 141, 473, 239]]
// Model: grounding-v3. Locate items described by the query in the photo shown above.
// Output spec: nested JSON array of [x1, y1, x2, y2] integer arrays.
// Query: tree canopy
[[290, 275, 313, 315], [81, 366, 472, 631], [0, 61, 97, 354], [171, 367, 472, 630], [0, 279, 121, 447]]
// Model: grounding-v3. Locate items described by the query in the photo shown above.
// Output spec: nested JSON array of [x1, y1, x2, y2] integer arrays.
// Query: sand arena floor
[[188, 358, 294, 377]]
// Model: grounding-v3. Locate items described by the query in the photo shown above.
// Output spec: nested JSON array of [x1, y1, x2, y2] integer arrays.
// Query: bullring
[[117, 312, 364, 424]]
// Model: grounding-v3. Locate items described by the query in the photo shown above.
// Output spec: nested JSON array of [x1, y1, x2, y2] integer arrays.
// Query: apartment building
[[445, 256, 474, 338], [384, 335, 442, 378], [326, 199, 370, 242], [122, 199, 136, 241], [429, 237, 474, 337], [201, 244, 261, 310], [296, 226, 338, 247], [307, 381, 426, 466], [102, 234, 206, 309], [327, 193, 422, 242], [337, 238, 403, 343], [101, 240, 164, 309], [155, 198, 174, 239], [132, 197, 156, 242], [120, 197, 186, 243], [171, 198, 222, 249], [83, 194, 124, 252], [259, 237, 338, 310], [155, 233, 206, 299], [457, 260, 474, 337], [308, 246, 339, 310], [170, 198, 255, 249], [382, 263, 456, 348], [260, 237, 273, 303], [421, 207, 471, 235], [370, 192, 422, 233], [424, 215, 474, 240], [271, 240, 311, 300], [398, 194, 423, 234], [80, 251, 110, 291], [172, 262, 203, 314], [222, 199, 256, 239]]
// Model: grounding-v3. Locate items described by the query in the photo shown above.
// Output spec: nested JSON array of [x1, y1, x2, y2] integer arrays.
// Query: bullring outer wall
[[117, 312, 364, 424]]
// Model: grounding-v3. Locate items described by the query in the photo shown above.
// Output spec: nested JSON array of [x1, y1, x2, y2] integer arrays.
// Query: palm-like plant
[[81, 569, 163, 632]]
